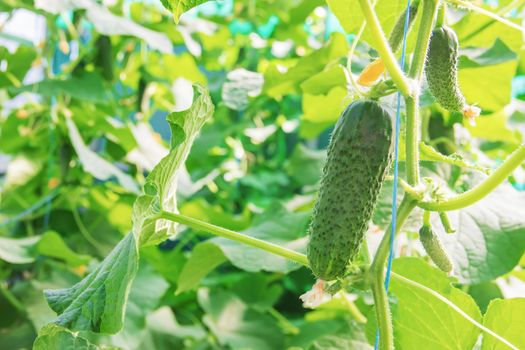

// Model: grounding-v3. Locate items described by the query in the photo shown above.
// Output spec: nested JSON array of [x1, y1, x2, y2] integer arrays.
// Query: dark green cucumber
[[419, 225, 453, 273], [425, 26, 466, 113], [307, 100, 393, 281]]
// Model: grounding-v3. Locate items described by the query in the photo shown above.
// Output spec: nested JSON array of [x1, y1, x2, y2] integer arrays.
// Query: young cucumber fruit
[[307, 100, 393, 281], [425, 26, 480, 123], [419, 225, 453, 274]]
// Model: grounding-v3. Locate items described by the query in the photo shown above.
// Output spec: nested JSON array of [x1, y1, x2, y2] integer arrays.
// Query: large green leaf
[[438, 185, 525, 284], [198, 287, 284, 350], [482, 298, 525, 349], [15, 73, 109, 104], [176, 242, 227, 294], [326, 0, 407, 48], [33, 324, 118, 350], [300, 86, 348, 138], [264, 33, 348, 98], [391, 258, 482, 350], [44, 233, 139, 333]]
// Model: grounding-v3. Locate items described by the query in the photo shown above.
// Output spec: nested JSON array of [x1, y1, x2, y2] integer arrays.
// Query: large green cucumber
[[425, 26, 466, 113], [307, 100, 393, 281]]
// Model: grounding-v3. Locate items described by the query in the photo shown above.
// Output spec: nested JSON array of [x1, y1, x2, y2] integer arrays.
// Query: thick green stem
[[369, 197, 417, 350], [160, 211, 309, 266], [405, 0, 439, 186], [357, 0, 412, 97], [408, 0, 440, 82], [405, 96, 420, 185], [418, 143, 525, 211]]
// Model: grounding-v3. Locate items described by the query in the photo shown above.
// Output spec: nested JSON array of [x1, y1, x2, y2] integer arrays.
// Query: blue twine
[[374, 1, 411, 349]]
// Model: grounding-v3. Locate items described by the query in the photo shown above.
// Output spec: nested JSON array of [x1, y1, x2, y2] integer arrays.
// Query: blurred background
[[1, 0, 525, 349]]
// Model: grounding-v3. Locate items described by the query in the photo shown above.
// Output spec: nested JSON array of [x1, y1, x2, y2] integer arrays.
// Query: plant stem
[[404, 0, 439, 186], [409, 0, 439, 81], [340, 291, 368, 323], [446, 0, 524, 33], [0, 283, 26, 314], [357, 0, 412, 97], [405, 96, 420, 185], [418, 143, 525, 211], [160, 211, 309, 266], [369, 196, 417, 350]]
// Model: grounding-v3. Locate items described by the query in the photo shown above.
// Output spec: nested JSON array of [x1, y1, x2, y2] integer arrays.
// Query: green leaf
[[15, 73, 109, 104], [44, 233, 139, 334], [482, 298, 525, 350], [438, 185, 525, 284], [231, 274, 282, 312], [458, 60, 517, 112], [468, 282, 504, 314], [0, 235, 40, 264], [300, 86, 349, 139], [135, 84, 214, 246], [66, 117, 140, 194], [391, 258, 482, 350], [210, 205, 308, 273], [139, 307, 206, 349], [176, 242, 227, 294], [300, 64, 347, 95], [453, 7, 523, 52], [264, 33, 348, 98], [36, 231, 91, 267], [459, 39, 517, 68], [0, 45, 36, 88], [463, 110, 522, 145], [326, 0, 407, 48], [159, 0, 213, 23], [285, 143, 326, 186], [33, 324, 119, 350], [198, 287, 284, 350], [103, 261, 170, 349]]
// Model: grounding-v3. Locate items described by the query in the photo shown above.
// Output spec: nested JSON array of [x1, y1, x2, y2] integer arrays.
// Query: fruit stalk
[[418, 143, 525, 211], [159, 211, 309, 266]]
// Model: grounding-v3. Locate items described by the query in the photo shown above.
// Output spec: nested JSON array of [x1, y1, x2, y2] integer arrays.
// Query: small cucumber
[[419, 225, 453, 273], [307, 100, 393, 281], [425, 26, 480, 123]]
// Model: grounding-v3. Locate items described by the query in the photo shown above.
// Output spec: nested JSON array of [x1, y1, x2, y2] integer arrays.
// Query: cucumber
[[419, 225, 453, 273], [425, 26, 480, 123], [307, 100, 393, 281], [388, 1, 419, 53]]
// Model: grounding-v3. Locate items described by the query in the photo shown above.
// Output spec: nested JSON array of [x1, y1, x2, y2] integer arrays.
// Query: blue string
[[374, 1, 411, 349]]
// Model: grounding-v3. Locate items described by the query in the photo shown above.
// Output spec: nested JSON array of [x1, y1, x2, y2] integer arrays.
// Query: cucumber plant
[[2, 0, 524, 349]]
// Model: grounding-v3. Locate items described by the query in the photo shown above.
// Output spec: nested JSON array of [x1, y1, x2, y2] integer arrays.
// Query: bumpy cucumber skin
[[419, 225, 453, 273], [425, 26, 466, 113], [389, 2, 419, 53], [307, 100, 393, 281]]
